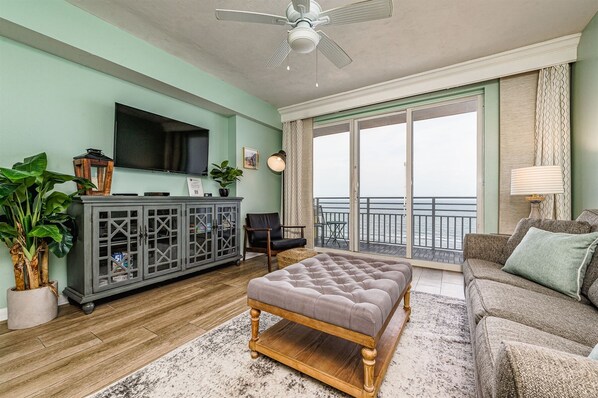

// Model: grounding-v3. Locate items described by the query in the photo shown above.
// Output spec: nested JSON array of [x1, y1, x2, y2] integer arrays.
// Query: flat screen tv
[[114, 103, 209, 176]]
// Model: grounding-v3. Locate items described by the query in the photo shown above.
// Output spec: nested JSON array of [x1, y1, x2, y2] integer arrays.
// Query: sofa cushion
[[467, 279, 598, 346], [494, 341, 598, 398], [577, 210, 598, 297], [502, 228, 598, 300], [463, 259, 590, 304], [506, 218, 592, 257], [475, 317, 591, 398], [589, 278, 598, 308], [253, 238, 307, 251]]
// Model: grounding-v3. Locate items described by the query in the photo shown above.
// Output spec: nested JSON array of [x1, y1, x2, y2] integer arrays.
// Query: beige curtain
[[282, 119, 314, 247], [534, 64, 571, 220]]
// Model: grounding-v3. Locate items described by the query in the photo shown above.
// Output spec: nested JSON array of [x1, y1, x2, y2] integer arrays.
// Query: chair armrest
[[494, 341, 598, 398], [281, 225, 306, 229], [244, 227, 271, 232], [463, 233, 509, 264]]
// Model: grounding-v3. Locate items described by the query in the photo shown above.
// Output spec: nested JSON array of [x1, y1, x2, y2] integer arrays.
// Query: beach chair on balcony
[[313, 204, 326, 247]]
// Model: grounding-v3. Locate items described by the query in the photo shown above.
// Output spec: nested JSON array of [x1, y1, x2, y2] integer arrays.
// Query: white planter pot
[[7, 281, 58, 330]]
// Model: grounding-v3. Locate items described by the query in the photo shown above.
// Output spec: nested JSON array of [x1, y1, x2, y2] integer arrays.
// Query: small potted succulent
[[209, 160, 243, 197], [0, 153, 93, 329]]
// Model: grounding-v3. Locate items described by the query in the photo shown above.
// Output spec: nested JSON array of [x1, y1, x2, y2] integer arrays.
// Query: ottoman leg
[[249, 308, 261, 359], [361, 347, 377, 397], [404, 284, 411, 321]]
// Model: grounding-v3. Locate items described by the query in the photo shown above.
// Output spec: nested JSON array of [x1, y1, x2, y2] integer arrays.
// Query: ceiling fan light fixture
[[288, 26, 320, 54]]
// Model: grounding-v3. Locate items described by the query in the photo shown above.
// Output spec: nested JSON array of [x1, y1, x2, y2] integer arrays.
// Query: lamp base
[[526, 195, 545, 219]]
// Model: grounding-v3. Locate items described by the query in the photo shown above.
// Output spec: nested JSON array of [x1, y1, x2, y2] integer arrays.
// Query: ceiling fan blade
[[320, 0, 393, 25], [215, 9, 288, 25], [292, 0, 311, 14], [317, 31, 352, 69], [266, 39, 292, 69]]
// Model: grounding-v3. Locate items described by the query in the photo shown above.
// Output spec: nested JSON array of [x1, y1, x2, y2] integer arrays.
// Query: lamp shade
[[511, 166, 564, 195], [267, 150, 286, 172]]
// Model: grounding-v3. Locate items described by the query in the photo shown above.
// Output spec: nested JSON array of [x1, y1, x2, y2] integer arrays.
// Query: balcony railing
[[314, 196, 477, 252]]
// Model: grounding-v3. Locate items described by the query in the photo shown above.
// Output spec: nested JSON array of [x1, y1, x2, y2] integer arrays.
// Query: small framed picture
[[187, 177, 204, 197], [243, 147, 259, 169]]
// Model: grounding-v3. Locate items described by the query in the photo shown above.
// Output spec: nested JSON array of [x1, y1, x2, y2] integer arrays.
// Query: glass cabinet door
[[143, 205, 182, 279], [93, 206, 143, 291], [185, 204, 215, 268], [215, 203, 238, 260]]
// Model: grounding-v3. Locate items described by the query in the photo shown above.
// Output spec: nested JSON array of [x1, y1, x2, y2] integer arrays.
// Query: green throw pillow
[[503, 227, 598, 300], [590, 344, 598, 360]]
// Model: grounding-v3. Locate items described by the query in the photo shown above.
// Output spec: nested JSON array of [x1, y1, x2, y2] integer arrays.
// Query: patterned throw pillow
[[503, 227, 598, 300]]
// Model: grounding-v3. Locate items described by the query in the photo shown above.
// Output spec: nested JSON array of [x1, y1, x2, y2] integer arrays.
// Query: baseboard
[[0, 294, 69, 322]]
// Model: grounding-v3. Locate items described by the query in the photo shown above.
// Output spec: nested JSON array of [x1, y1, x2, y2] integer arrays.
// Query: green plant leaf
[[29, 224, 62, 242], [44, 213, 71, 223], [0, 182, 20, 205], [44, 192, 72, 215], [221, 160, 229, 168], [0, 222, 17, 241], [0, 168, 38, 182], [48, 224, 74, 258], [13, 152, 47, 176]]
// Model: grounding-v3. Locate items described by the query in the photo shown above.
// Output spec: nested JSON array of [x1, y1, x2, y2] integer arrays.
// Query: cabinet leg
[[82, 302, 95, 315], [249, 308, 261, 359]]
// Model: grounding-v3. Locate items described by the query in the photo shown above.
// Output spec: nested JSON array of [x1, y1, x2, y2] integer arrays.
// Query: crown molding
[[279, 34, 581, 122]]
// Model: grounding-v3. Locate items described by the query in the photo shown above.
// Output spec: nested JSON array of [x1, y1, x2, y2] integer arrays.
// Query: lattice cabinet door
[[185, 204, 215, 268], [93, 206, 143, 291], [215, 203, 239, 260], [143, 205, 183, 279]]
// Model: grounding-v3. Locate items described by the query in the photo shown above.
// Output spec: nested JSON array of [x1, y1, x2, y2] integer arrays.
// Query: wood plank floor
[[0, 256, 464, 398], [0, 256, 269, 398]]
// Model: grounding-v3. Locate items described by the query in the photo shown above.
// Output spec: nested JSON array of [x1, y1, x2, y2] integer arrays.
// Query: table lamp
[[511, 165, 564, 219]]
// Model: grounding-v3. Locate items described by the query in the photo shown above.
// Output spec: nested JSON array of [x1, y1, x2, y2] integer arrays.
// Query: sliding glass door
[[313, 96, 482, 265], [411, 99, 479, 262], [358, 113, 407, 256], [313, 123, 351, 249]]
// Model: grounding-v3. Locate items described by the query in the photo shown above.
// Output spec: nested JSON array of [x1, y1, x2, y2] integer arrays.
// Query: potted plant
[[210, 160, 243, 197], [0, 153, 93, 329]]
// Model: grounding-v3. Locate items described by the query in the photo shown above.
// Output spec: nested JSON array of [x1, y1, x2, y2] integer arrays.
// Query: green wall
[[572, 12, 598, 217], [234, 116, 283, 224], [0, 0, 281, 129], [0, 39, 281, 309]]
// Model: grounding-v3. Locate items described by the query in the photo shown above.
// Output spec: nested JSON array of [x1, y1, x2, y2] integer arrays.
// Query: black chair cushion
[[246, 213, 283, 243], [253, 238, 307, 251]]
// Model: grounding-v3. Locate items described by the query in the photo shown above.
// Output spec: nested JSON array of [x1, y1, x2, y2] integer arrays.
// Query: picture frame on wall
[[243, 147, 259, 169]]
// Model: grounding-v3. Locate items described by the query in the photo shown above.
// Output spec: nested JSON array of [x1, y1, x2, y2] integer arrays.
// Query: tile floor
[[411, 266, 465, 299]]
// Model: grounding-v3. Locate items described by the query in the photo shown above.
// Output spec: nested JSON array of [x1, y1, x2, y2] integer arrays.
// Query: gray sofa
[[463, 209, 598, 398]]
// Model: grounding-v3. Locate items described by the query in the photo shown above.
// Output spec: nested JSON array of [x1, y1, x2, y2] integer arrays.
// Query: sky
[[313, 112, 477, 198]]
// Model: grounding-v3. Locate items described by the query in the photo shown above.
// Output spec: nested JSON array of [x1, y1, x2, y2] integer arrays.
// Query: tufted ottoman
[[247, 253, 412, 398]]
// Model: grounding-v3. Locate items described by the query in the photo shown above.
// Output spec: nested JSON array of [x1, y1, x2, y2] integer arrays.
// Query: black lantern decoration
[[73, 148, 114, 196]]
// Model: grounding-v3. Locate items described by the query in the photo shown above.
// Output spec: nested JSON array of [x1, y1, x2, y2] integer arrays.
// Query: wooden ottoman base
[[248, 285, 411, 398]]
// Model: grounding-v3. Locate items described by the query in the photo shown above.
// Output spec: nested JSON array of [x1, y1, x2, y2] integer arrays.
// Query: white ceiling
[[68, 0, 598, 108]]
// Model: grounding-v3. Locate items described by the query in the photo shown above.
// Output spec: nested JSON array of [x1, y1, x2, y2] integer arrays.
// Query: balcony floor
[[316, 240, 464, 264]]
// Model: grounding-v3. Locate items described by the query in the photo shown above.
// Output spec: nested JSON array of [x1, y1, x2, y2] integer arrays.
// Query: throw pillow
[[590, 344, 598, 360], [589, 278, 598, 308], [503, 227, 598, 300], [506, 218, 592, 258]]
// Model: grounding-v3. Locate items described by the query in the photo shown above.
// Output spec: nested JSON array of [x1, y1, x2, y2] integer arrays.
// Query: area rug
[[90, 292, 475, 397]]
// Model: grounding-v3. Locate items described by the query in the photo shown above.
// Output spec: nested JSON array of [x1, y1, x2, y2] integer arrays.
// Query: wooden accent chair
[[243, 213, 307, 272]]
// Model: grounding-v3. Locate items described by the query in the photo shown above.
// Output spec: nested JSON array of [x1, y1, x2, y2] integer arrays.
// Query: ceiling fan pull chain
[[315, 49, 319, 88]]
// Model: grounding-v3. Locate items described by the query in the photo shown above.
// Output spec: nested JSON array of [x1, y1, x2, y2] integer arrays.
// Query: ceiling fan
[[215, 0, 393, 69]]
